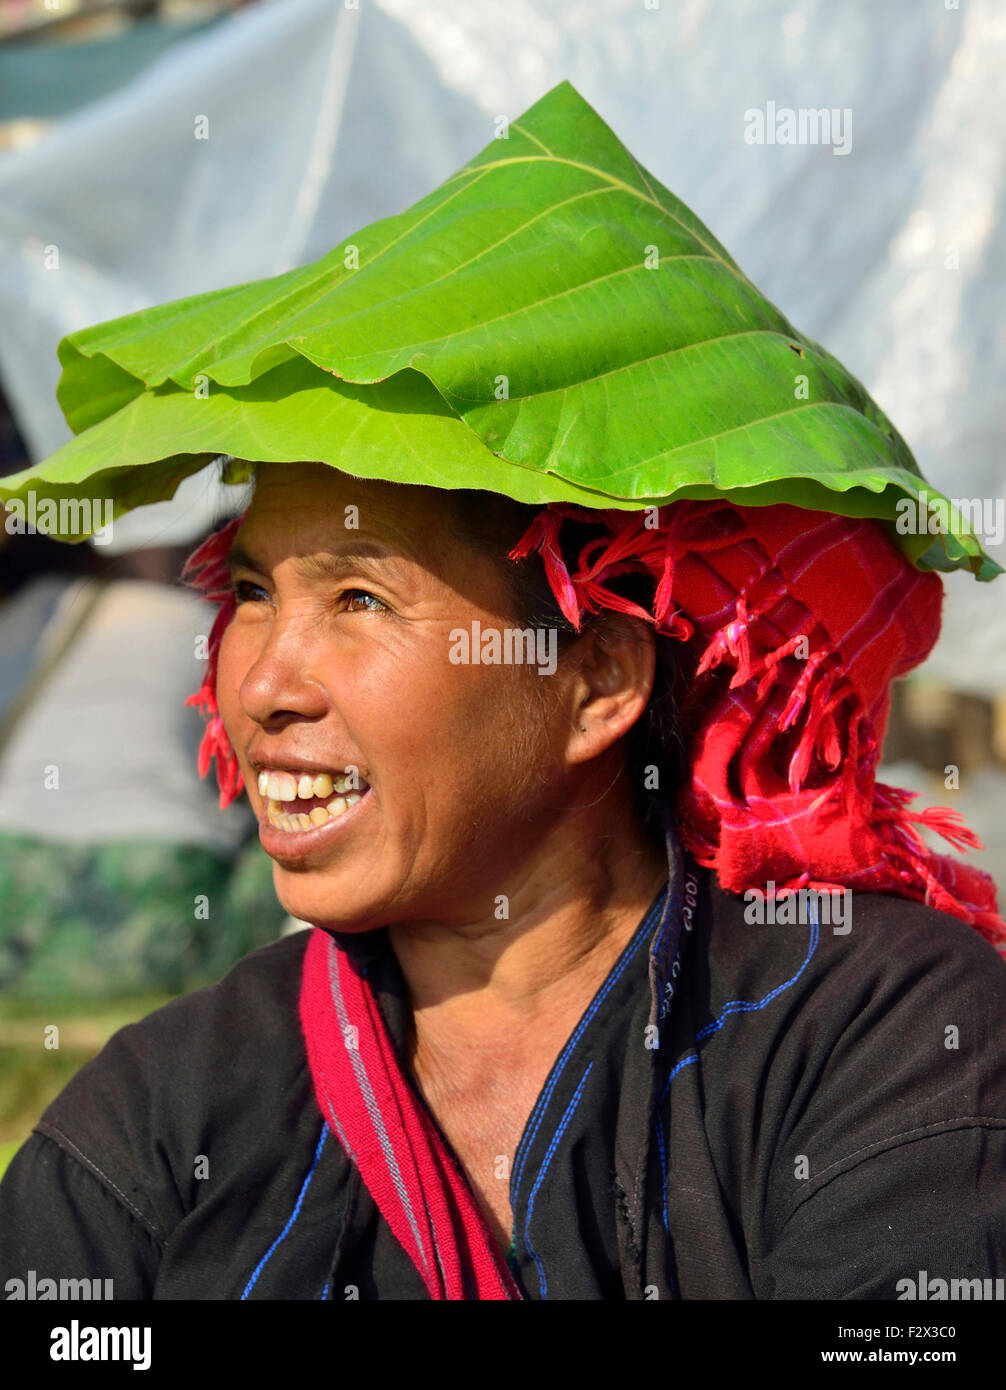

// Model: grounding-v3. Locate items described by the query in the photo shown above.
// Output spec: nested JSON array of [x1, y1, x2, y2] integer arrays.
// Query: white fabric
[[0, 577, 254, 852], [0, 0, 483, 551]]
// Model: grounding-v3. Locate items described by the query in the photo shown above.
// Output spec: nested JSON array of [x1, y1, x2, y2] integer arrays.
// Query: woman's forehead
[[251, 460, 409, 509], [238, 462, 499, 586], [246, 463, 448, 543]]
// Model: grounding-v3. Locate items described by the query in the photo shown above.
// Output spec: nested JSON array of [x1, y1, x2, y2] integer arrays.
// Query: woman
[[2, 81, 1005, 1301]]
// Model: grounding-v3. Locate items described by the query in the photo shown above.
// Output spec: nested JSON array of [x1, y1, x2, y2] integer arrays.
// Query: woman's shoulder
[[699, 874, 1006, 1015], [686, 873, 1006, 1148], [692, 876, 1006, 1103], [28, 931, 316, 1230], [70, 927, 313, 1087], [0, 931, 323, 1286], [691, 878, 1006, 1265]]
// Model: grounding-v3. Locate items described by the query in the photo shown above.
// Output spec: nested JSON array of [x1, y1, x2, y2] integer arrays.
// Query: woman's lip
[[257, 787, 373, 861]]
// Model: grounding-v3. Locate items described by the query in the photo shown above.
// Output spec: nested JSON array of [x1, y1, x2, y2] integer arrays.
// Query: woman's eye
[[231, 579, 269, 603], [226, 580, 386, 613], [342, 589, 388, 613]]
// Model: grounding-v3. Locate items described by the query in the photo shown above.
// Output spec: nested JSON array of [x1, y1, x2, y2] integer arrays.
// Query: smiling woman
[[208, 463, 675, 1264], [2, 81, 1006, 1302], [213, 464, 667, 944]]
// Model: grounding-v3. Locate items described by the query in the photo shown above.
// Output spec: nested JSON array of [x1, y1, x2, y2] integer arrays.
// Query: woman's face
[[217, 462, 568, 931]]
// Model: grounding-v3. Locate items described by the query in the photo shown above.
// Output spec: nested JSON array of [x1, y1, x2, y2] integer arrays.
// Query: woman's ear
[[564, 613, 656, 763]]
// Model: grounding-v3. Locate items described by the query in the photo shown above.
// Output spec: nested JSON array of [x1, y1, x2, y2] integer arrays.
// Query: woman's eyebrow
[[225, 540, 413, 587]]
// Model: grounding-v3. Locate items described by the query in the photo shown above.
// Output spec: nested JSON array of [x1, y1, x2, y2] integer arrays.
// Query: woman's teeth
[[257, 770, 362, 800], [255, 768, 369, 834], [267, 793, 363, 833]]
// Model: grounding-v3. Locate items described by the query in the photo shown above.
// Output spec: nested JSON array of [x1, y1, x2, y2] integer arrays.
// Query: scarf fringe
[[508, 501, 1006, 950], [180, 515, 245, 810]]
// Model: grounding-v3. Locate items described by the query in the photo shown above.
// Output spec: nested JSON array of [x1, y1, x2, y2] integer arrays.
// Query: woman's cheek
[[216, 621, 253, 737]]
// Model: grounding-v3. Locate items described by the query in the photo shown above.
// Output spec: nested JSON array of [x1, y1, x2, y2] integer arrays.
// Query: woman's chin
[[273, 884, 377, 928], [272, 873, 390, 935], [300, 916, 382, 935]]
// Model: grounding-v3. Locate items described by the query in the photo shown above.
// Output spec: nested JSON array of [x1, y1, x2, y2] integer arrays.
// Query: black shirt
[[3, 828, 1006, 1300]]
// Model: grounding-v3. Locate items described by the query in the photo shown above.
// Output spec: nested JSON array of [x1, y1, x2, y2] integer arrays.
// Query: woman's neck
[[388, 799, 668, 1061]]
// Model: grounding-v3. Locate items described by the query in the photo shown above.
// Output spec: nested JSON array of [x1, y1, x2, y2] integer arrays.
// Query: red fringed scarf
[[181, 515, 243, 809], [507, 498, 1006, 953], [299, 928, 523, 1299]]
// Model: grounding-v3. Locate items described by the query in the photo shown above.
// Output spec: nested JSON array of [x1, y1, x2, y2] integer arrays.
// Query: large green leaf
[[1, 80, 998, 579], [0, 364, 614, 544]]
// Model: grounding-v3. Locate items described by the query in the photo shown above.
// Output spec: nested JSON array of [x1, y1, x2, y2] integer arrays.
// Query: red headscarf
[[182, 499, 1006, 954], [509, 498, 1006, 952]]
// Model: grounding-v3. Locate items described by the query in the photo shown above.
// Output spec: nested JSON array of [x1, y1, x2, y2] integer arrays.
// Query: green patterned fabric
[[0, 833, 286, 999]]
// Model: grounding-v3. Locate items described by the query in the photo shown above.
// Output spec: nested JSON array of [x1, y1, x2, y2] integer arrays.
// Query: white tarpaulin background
[[1, 0, 1003, 693]]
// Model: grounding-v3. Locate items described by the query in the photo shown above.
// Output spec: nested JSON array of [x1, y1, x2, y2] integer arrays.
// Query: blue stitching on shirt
[[523, 1061, 594, 1300], [652, 1107, 679, 1295], [512, 886, 666, 1199], [661, 903, 820, 1101], [241, 1121, 329, 1300], [656, 902, 820, 1244], [511, 874, 669, 1295]]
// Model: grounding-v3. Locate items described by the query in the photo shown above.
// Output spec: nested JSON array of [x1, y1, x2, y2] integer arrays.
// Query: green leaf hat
[[0, 79, 998, 581]]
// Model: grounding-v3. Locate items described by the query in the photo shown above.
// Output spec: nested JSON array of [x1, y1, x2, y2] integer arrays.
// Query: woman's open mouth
[[254, 767, 373, 855]]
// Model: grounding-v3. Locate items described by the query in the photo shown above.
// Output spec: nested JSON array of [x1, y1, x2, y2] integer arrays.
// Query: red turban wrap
[[509, 499, 1006, 952]]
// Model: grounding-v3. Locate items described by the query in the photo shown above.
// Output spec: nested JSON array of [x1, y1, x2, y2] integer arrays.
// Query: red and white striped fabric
[[509, 499, 1006, 953], [298, 926, 523, 1300]]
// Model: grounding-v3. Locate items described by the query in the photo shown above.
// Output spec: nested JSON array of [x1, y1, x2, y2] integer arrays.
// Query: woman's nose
[[237, 621, 331, 728]]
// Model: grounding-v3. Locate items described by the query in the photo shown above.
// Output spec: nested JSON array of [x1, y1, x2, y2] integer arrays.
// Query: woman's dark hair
[[448, 488, 696, 840]]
